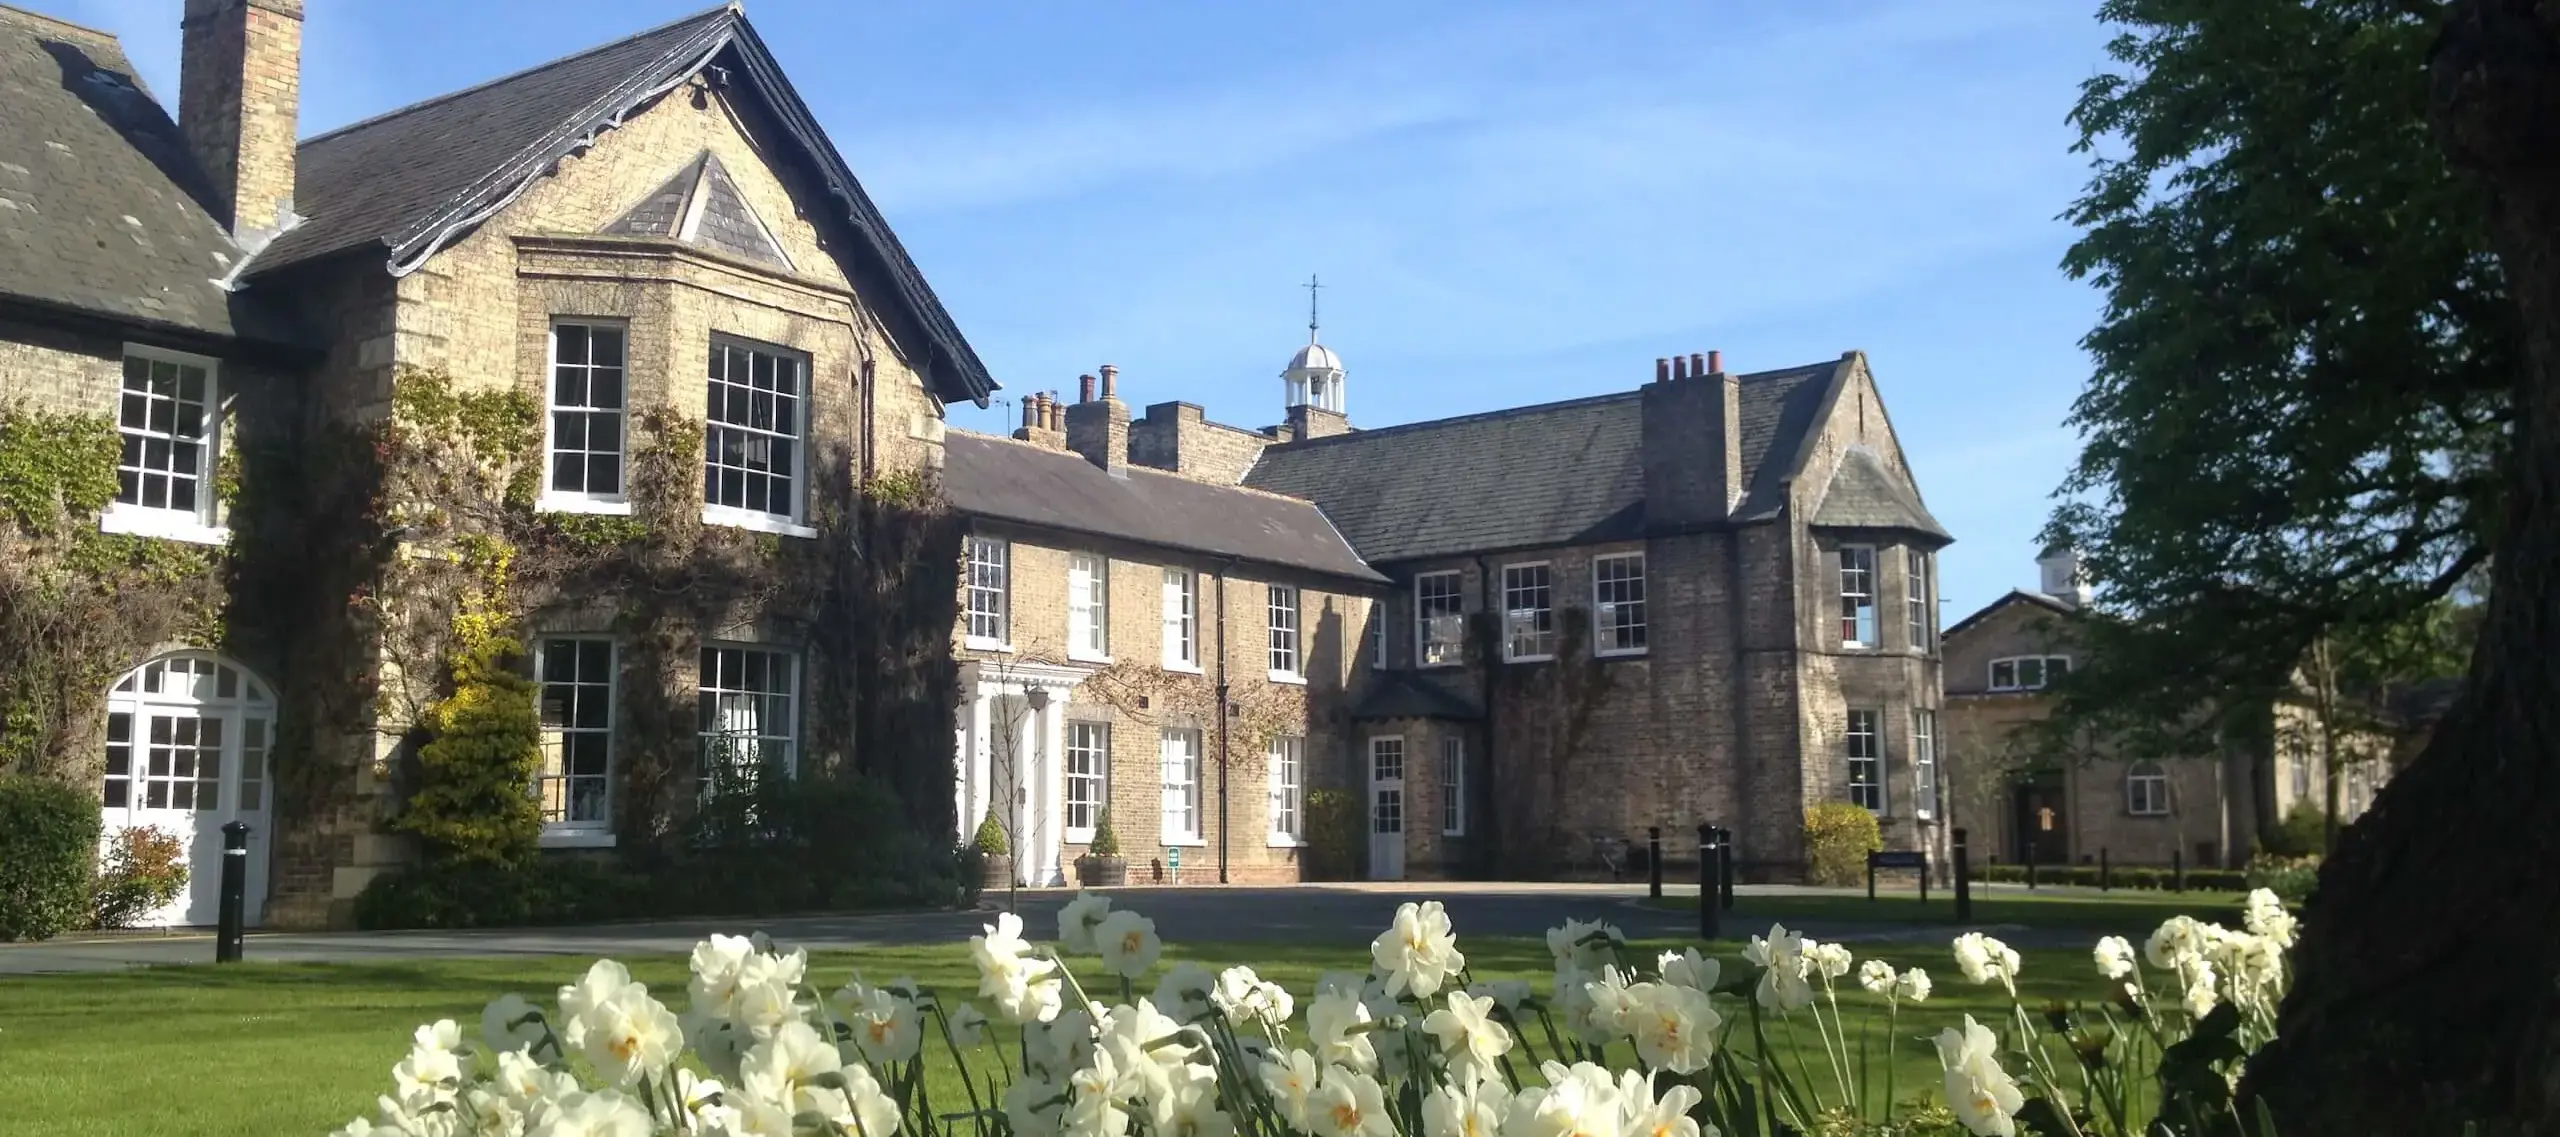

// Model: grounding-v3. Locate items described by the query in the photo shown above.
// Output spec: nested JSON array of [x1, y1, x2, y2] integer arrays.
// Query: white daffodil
[[739, 1020, 846, 1118], [481, 994, 549, 1057], [1059, 891, 1115, 954], [1895, 966, 1934, 1004], [1065, 1048, 1133, 1137], [1423, 990, 1515, 1085], [1743, 924, 1814, 1012], [2145, 916, 2204, 971], [1307, 988, 1379, 1073], [1808, 941, 1855, 982], [1095, 999, 1193, 1102], [494, 1046, 579, 1108], [1310, 1064, 1396, 1137], [1151, 1063, 1238, 1137], [1154, 961, 1221, 1025], [845, 982, 924, 1067], [678, 1069, 734, 1134], [1094, 909, 1166, 980], [728, 951, 806, 1041], [975, 912, 1065, 1024], [1858, 959, 1899, 996], [1423, 1076, 1514, 1137], [1371, 900, 1467, 998], [1507, 1061, 1625, 1137], [2181, 963, 2221, 1019], [687, 934, 758, 1020], [557, 960, 637, 1049], [526, 1089, 654, 1137], [581, 987, 683, 1086], [1469, 978, 1536, 1015], [1952, 933, 2022, 996], [1545, 919, 1627, 973], [1259, 1047, 1324, 1131], [2094, 935, 2138, 981], [2245, 889, 2299, 949], [825, 1062, 903, 1137], [389, 1020, 464, 1111], [462, 1083, 531, 1137], [1622, 982, 1719, 1075], [1026, 1008, 1097, 1081], [948, 1002, 991, 1048], [1004, 1076, 1067, 1137], [1936, 1018, 2025, 1137], [1657, 948, 1720, 994], [1617, 1070, 1704, 1137]]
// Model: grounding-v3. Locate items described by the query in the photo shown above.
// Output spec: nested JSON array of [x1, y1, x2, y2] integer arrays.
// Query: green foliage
[[392, 636, 544, 867], [0, 407, 120, 532], [2042, 0, 2510, 754], [92, 825, 190, 929], [2255, 801, 2330, 858], [1970, 862, 2250, 893], [972, 811, 1010, 856], [352, 855, 647, 931], [1802, 802, 1883, 886], [390, 367, 543, 509], [2246, 853, 2322, 904], [543, 512, 648, 549], [1087, 805, 1123, 857], [1301, 788, 1364, 881], [0, 775, 102, 941]]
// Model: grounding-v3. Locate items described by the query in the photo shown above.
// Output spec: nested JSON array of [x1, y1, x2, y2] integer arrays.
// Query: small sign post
[[1168, 845, 1182, 885], [1866, 849, 1931, 904]]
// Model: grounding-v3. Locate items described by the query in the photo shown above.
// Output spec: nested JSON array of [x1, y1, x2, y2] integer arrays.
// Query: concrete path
[[0, 882, 2076, 975]]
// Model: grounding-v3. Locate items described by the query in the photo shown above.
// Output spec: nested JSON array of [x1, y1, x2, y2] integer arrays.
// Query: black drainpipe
[[859, 356, 877, 485], [1214, 560, 1236, 884], [1474, 554, 1497, 878]]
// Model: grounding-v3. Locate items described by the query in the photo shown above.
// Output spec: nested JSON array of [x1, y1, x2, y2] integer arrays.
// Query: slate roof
[[252, 4, 995, 403], [602, 151, 791, 269], [1242, 360, 1843, 564], [941, 431, 1386, 586], [1810, 446, 1951, 542], [1350, 672, 1483, 722], [0, 6, 263, 339], [1942, 588, 2078, 643]]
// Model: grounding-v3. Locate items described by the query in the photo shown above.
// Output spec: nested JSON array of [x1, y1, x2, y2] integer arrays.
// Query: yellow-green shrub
[[1803, 802, 1882, 886]]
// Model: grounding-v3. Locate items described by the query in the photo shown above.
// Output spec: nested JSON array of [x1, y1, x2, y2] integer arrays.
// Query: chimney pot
[[1690, 352, 1707, 376], [1101, 364, 1119, 400], [1079, 374, 1097, 404], [1673, 355, 1690, 381], [1022, 398, 1038, 430], [1655, 357, 1671, 383], [1708, 350, 1723, 375]]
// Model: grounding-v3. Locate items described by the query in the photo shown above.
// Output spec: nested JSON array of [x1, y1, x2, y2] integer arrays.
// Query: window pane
[[703, 342, 806, 520]]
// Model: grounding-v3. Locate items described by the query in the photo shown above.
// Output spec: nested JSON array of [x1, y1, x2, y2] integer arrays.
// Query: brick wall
[[178, 0, 302, 233], [1129, 401, 1271, 484]]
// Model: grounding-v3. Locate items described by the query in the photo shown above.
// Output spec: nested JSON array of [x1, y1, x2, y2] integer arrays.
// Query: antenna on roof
[[1304, 274, 1323, 343]]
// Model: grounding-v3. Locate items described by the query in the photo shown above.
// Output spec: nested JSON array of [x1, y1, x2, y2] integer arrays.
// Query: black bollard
[[2100, 848, 2112, 891], [1953, 827, 1974, 922], [1647, 826, 1663, 899], [2172, 848, 2185, 893], [1717, 825, 1737, 911], [2026, 842, 2039, 890], [1697, 824, 1720, 941], [216, 821, 249, 964]]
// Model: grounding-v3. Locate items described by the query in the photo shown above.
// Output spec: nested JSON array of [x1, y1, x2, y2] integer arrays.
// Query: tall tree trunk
[[2244, 2, 2560, 1129]]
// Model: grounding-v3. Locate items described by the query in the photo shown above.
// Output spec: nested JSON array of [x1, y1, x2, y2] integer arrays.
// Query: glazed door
[[100, 654, 273, 928], [1368, 737, 1407, 881]]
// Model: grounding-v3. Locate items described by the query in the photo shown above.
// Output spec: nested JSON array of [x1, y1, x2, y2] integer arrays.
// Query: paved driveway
[[0, 882, 2063, 974]]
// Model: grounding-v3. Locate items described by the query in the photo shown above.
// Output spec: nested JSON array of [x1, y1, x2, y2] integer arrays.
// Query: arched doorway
[[99, 652, 275, 928]]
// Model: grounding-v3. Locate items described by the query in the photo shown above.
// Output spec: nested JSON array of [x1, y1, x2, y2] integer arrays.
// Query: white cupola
[[2037, 544, 2092, 607], [1283, 275, 1345, 414]]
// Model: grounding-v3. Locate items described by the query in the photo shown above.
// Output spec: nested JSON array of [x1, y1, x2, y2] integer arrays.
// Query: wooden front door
[[2014, 782, 2069, 866]]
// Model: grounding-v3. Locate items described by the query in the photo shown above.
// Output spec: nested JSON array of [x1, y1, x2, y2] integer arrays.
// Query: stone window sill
[[540, 830, 617, 849], [965, 637, 1015, 654], [1069, 651, 1115, 665], [1267, 835, 1302, 849], [1162, 661, 1205, 676], [537, 494, 633, 517], [701, 505, 817, 539], [99, 507, 228, 546], [1267, 671, 1306, 686]]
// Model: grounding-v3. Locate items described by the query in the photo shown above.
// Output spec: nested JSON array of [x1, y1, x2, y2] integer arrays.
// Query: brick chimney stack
[[1640, 348, 1743, 527], [1013, 392, 1068, 450], [180, 0, 303, 234], [1066, 365, 1132, 474]]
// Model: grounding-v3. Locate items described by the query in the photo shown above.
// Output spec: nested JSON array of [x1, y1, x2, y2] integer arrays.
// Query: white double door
[[99, 653, 274, 928]]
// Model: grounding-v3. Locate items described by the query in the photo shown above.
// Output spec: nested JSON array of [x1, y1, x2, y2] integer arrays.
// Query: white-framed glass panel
[[1065, 721, 1109, 840], [1988, 655, 2071, 692], [1371, 736, 1406, 834], [536, 637, 615, 834], [1905, 549, 1933, 651], [1416, 572, 1464, 667], [112, 347, 218, 522], [1440, 735, 1465, 836], [698, 645, 798, 797], [1912, 708, 1938, 820], [1162, 568, 1197, 669], [1846, 708, 1883, 811], [101, 652, 276, 927], [703, 339, 805, 522], [1371, 599, 1388, 669], [1268, 584, 1301, 678], [1593, 553, 1647, 656], [545, 321, 627, 502], [2127, 761, 2170, 816], [1160, 727, 1202, 842], [1840, 546, 1878, 647], [1501, 562, 1555, 661], [965, 537, 1009, 646], [1268, 735, 1303, 842], [1068, 553, 1109, 660]]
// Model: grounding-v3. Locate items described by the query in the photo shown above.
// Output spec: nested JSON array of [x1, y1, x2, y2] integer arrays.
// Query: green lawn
[[0, 935, 2111, 1136], [1644, 887, 2258, 936]]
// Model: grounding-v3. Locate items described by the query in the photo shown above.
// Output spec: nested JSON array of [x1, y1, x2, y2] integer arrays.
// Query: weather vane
[[1304, 274, 1323, 340]]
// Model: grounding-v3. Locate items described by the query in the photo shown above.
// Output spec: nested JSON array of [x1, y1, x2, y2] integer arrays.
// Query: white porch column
[[966, 690, 992, 838], [1041, 693, 1071, 886]]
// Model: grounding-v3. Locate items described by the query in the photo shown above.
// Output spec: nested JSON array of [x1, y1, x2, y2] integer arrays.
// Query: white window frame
[[2126, 761, 2171, 816], [1267, 584, 1302, 682], [1501, 561, 1556, 662], [1162, 568, 1200, 672], [534, 637, 618, 845], [1912, 708, 1938, 821], [697, 643, 800, 799], [100, 344, 228, 545], [537, 319, 633, 516], [1440, 735, 1465, 836], [1064, 721, 1109, 842], [1416, 571, 1465, 668], [1160, 727, 1203, 845], [1840, 545, 1878, 648], [1846, 708, 1883, 812], [1267, 734, 1303, 846], [1592, 553, 1647, 657], [964, 537, 1011, 650], [1370, 736, 1406, 838], [1906, 549, 1932, 652], [1068, 553, 1111, 662], [1987, 655, 2072, 692], [700, 336, 816, 538], [1370, 598, 1389, 669]]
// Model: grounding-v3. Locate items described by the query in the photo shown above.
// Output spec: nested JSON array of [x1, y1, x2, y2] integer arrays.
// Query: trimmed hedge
[[2245, 854, 2321, 903], [0, 776, 102, 942], [1803, 803, 1882, 887], [1969, 862, 2248, 893]]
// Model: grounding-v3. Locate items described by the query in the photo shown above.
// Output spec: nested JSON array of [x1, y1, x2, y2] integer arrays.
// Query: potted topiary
[[973, 813, 1013, 891], [1076, 806, 1129, 887]]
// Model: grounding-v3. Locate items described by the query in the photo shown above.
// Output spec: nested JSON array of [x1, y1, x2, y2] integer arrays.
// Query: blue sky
[[69, 0, 2116, 620]]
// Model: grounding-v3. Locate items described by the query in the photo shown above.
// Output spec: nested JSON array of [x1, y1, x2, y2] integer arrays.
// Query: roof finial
[[1304, 273, 1323, 344]]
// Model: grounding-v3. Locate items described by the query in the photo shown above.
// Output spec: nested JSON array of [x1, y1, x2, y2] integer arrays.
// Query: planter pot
[[980, 854, 1014, 891], [1075, 855, 1128, 887]]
